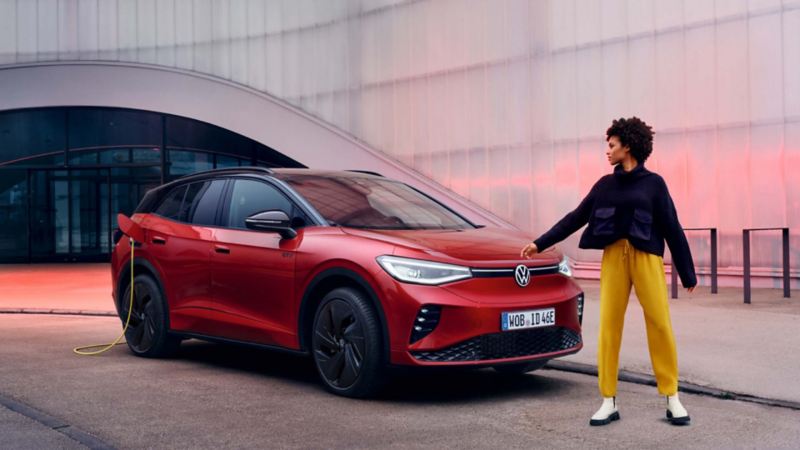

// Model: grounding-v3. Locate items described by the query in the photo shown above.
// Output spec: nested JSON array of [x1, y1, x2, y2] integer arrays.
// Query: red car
[[111, 167, 584, 397]]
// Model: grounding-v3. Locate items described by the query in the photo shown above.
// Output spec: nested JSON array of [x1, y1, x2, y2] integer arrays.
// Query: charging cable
[[73, 238, 135, 356]]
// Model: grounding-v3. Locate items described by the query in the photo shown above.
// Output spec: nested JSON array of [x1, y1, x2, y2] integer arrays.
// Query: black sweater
[[533, 163, 697, 288]]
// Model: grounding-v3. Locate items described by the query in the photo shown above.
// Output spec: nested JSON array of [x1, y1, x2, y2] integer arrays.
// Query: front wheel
[[311, 287, 386, 398], [492, 359, 548, 375]]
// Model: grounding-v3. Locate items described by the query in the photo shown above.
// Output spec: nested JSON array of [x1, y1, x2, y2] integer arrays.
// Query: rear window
[[152, 179, 225, 225], [153, 185, 186, 220]]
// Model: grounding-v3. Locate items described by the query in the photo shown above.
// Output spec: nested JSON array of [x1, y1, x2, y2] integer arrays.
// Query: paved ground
[[1, 314, 800, 450], [564, 280, 800, 403], [2, 264, 798, 404]]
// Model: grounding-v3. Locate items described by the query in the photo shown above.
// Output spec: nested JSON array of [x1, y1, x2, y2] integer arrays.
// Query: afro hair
[[606, 117, 654, 163]]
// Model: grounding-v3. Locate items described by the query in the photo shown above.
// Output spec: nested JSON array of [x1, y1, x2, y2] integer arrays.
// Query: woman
[[520, 117, 696, 426]]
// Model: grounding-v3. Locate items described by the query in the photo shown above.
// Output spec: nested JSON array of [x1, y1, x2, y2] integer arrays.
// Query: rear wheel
[[119, 274, 181, 358], [492, 359, 548, 375], [311, 287, 386, 398]]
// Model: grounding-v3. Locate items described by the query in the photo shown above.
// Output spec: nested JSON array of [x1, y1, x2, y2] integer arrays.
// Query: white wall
[[1, 0, 798, 285]]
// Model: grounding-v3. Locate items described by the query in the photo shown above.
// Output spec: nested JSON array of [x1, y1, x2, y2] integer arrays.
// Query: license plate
[[501, 308, 555, 331]]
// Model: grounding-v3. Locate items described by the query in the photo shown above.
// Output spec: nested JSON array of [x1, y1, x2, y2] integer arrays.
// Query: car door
[[144, 179, 225, 335], [209, 177, 302, 347]]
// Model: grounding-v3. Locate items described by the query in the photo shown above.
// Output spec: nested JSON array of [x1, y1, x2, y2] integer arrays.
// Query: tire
[[119, 274, 181, 358], [311, 287, 386, 398], [492, 359, 548, 375]]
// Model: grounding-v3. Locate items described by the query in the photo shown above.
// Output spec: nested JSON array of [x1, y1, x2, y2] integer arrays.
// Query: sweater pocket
[[592, 207, 616, 236], [629, 208, 653, 240]]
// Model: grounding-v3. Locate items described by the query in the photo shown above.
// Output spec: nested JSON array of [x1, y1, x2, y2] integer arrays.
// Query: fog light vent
[[577, 293, 584, 325], [410, 305, 441, 344]]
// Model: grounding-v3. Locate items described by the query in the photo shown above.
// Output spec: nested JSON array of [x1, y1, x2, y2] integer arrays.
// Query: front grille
[[470, 264, 559, 278], [411, 327, 581, 362]]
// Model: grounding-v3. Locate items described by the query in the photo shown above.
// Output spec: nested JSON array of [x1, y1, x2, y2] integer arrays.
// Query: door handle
[[214, 245, 230, 254], [152, 237, 167, 245]]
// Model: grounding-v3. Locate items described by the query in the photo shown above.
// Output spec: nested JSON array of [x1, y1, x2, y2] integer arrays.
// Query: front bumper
[[410, 326, 581, 363], [372, 269, 584, 367]]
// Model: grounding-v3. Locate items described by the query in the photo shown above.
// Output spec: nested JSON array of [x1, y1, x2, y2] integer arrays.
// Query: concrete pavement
[[563, 280, 800, 404], [1, 314, 800, 449], [1, 264, 798, 405]]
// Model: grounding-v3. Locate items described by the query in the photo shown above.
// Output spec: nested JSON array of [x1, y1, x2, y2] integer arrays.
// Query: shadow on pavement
[[175, 338, 578, 404]]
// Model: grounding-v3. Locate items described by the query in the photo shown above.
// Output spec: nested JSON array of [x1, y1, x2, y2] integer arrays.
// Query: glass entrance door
[[27, 167, 160, 262]]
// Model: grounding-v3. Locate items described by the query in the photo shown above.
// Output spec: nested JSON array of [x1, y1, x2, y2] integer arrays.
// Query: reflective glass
[[0, 169, 28, 260], [0, 109, 66, 165], [154, 185, 187, 220], [168, 149, 213, 177], [68, 108, 161, 149], [278, 175, 473, 230], [190, 180, 225, 226], [226, 179, 293, 229]]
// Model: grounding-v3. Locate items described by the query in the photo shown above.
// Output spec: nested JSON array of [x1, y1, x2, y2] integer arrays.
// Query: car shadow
[[177, 339, 319, 384], [376, 367, 576, 404], [175, 339, 580, 405]]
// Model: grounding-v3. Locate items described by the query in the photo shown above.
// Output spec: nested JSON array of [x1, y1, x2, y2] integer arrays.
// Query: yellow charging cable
[[73, 238, 135, 356]]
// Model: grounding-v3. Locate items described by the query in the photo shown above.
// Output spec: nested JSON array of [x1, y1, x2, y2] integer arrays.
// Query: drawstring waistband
[[611, 238, 632, 261]]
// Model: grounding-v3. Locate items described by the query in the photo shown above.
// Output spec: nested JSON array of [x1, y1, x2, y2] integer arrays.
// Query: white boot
[[666, 393, 691, 425], [589, 397, 620, 426]]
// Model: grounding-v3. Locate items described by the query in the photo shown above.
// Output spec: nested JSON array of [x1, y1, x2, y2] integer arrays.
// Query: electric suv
[[111, 167, 584, 397]]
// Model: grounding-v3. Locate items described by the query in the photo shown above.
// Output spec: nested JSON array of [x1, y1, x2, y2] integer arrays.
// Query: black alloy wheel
[[311, 287, 386, 397], [119, 274, 180, 358]]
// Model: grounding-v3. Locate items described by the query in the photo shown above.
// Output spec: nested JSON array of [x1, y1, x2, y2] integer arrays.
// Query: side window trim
[[218, 178, 234, 228]]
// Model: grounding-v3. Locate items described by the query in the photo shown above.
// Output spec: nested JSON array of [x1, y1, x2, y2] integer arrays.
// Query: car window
[[185, 180, 226, 226], [225, 179, 295, 229], [153, 185, 187, 220]]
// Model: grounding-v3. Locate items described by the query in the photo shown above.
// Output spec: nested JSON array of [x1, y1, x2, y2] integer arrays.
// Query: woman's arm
[[655, 177, 697, 288], [531, 179, 601, 253]]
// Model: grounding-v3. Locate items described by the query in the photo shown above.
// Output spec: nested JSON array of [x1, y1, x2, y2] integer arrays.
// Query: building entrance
[[25, 167, 160, 262]]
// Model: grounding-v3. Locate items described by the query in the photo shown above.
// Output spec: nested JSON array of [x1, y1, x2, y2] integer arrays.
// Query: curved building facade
[[1, 0, 798, 286]]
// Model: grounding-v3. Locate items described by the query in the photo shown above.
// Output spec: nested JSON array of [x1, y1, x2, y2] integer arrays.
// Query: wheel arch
[[115, 257, 172, 330], [298, 268, 390, 364]]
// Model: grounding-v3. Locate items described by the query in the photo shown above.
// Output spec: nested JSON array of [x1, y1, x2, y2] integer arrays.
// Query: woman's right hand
[[520, 243, 539, 259]]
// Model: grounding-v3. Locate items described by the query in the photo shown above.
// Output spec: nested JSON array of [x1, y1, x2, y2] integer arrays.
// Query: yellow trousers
[[598, 239, 678, 397]]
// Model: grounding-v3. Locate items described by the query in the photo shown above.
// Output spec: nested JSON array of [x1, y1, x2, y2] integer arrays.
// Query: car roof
[[272, 168, 384, 179], [135, 167, 386, 213], [174, 167, 384, 182]]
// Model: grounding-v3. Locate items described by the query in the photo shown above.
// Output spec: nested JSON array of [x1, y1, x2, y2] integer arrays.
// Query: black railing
[[671, 228, 718, 299], [743, 228, 790, 304]]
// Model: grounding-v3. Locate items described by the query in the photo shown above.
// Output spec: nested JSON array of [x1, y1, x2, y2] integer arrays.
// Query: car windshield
[[276, 174, 475, 230]]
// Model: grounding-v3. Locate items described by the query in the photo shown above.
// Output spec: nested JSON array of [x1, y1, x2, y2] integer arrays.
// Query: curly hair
[[606, 117, 654, 163]]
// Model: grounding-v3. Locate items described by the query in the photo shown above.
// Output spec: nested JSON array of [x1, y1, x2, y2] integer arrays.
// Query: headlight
[[376, 255, 472, 285], [558, 256, 573, 277]]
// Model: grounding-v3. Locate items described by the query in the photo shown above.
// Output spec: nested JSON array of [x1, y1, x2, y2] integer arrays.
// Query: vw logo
[[514, 264, 530, 287]]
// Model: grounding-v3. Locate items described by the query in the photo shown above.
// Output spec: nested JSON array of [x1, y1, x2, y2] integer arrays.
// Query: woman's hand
[[520, 243, 539, 259]]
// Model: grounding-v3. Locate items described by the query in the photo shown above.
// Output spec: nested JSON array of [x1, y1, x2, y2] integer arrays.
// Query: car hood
[[341, 226, 561, 267]]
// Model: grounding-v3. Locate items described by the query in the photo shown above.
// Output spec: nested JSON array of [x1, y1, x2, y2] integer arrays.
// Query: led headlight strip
[[376, 255, 472, 285]]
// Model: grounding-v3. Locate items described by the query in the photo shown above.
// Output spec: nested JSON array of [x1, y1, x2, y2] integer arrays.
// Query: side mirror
[[245, 210, 297, 239]]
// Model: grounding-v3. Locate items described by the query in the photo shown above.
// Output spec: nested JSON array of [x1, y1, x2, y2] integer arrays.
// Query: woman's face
[[606, 136, 629, 165]]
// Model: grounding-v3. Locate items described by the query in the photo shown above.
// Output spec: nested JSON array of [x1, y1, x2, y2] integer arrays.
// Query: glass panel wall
[[0, 169, 28, 262], [0, 106, 304, 262], [0, 109, 66, 165]]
